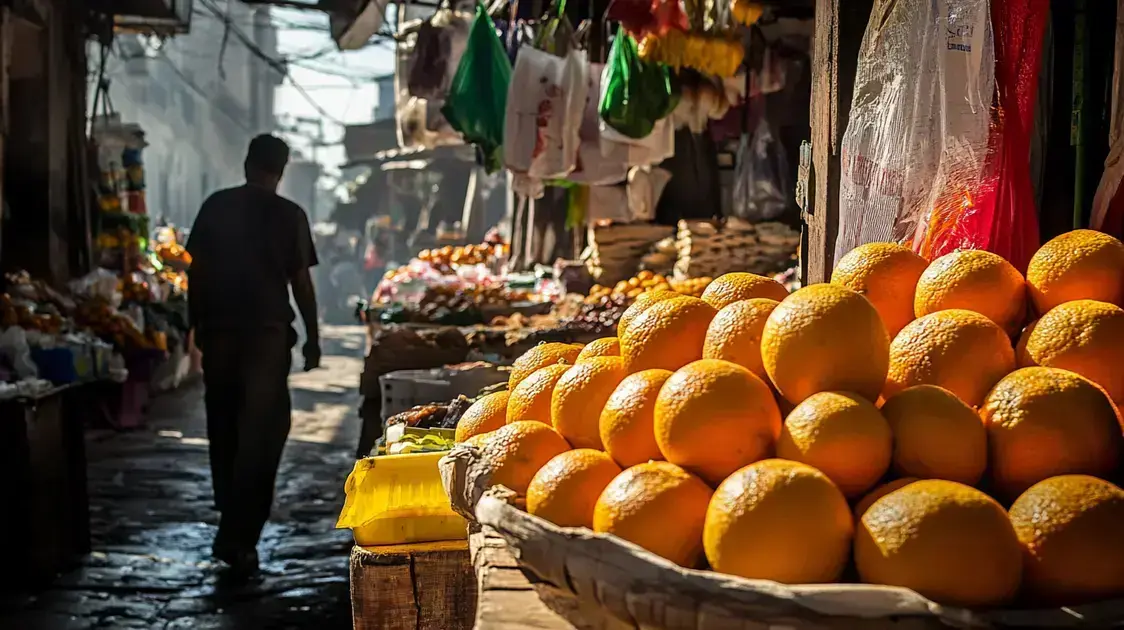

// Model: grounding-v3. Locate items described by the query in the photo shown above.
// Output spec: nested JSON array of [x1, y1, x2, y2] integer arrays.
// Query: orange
[[1017, 300, 1124, 404], [853, 477, 919, 520], [1009, 475, 1124, 605], [616, 289, 680, 337], [576, 337, 620, 362], [700, 272, 789, 310], [703, 459, 853, 583], [506, 364, 569, 425], [454, 391, 511, 443], [482, 421, 571, 494], [551, 357, 627, 450], [620, 296, 716, 373], [879, 385, 987, 485], [981, 367, 1123, 499], [761, 284, 889, 405], [654, 359, 782, 485], [592, 461, 713, 567], [776, 391, 891, 498], [855, 479, 1023, 608], [507, 343, 583, 390], [1026, 229, 1124, 314], [831, 242, 928, 338], [526, 449, 622, 528], [914, 249, 1027, 335], [463, 431, 494, 450], [599, 369, 673, 467], [701, 298, 779, 381], [884, 309, 1015, 407]]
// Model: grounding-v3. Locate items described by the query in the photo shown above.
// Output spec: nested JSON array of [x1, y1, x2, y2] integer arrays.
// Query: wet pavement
[[0, 325, 367, 629]]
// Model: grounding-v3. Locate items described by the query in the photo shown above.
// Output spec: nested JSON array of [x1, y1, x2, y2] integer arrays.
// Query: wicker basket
[[439, 446, 1124, 629]]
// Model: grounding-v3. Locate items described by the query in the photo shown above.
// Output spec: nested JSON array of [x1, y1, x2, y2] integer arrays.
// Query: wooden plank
[[350, 543, 476, 630], [470, 529, 576, 630], [804, 0, 875, 284]]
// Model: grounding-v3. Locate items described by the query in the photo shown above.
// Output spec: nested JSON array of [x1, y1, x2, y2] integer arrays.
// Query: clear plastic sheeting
[[835, 0, 994, 262]]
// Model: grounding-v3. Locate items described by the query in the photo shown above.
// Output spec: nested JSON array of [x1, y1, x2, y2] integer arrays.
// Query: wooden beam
[[803, 0, 873, 285]]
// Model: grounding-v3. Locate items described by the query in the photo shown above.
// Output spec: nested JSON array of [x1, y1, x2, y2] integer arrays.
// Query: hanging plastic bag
[[732, 115, 789, 222], [406, 11, 471, 100], [569, 62, 631, 185], [920, 0, 1048, 269], [503, 46, 590, 180], [607, 0, 688, 38], [598, 33, 679, 140], [395, 24, 464, 150], [1093, 1, 1124, 235], [442, 3, 513, 172], [834, 0, 994, 262], [600, 116, 676, 167]]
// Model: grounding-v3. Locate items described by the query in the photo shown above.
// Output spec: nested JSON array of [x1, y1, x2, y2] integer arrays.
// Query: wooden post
[[803, 0, 874, 285]]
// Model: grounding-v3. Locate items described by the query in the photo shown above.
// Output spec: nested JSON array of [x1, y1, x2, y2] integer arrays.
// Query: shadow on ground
[[0, 325, 366, 630]]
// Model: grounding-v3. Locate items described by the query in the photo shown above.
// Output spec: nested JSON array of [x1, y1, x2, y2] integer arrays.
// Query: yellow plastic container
[[336, 451, 466, 546]]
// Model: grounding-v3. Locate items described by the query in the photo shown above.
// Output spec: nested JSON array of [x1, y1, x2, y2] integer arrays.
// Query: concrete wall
[[98, 5, 283, 228]]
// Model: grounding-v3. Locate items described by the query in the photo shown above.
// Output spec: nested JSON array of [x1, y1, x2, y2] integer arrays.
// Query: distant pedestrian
[[186, 134, 321, 575]]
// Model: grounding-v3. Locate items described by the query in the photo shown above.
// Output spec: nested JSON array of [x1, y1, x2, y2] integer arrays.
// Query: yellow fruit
[[700, 272, 789, 310], [1017, 300, 1124, 404], [599, 369, 673, 468], [616, 289, 679, 337], [526, 449, 622, 529], [853, 477, 919, 520], [914, 249, 1027, 335], [482, 421, 571, 495], [776, 391, 891, 498], [855, 479, 1023, 608], [701, 298, 779, 380], [981, 367, 1123, 498], [1027, 229, 1124, 314], [455, 391, 511, 443], [506, 364, 569, 425], [884, 309, 1015, 407], [761, 284, 889, 404], [593, 461, 713, 567], [831, 242, 929, 338], [620, 296, 716, 373], [703, 459, 853, 583], [879, 385, 987, 485], [508, 343, 583, 390], [551, 357, 627, 450], [576, 337, 620, 362], [1009, 475, 1124, 605], [654, 359, 782, 485]]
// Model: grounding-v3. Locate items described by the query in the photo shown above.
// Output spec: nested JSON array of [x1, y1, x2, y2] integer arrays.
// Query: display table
[[349, 540, 476, 630], [0, 383, 92, 585], [469, 529, 576, 630]]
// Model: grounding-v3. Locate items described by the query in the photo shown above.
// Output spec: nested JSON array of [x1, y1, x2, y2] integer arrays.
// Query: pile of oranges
[[454, 229, 1124, 610]]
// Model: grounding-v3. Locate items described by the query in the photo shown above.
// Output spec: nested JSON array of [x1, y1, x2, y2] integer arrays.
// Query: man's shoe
[[213, 544, 260, 576]]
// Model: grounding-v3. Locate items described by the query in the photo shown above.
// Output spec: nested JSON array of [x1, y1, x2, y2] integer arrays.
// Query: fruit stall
[[337, 0, 1124, 627]]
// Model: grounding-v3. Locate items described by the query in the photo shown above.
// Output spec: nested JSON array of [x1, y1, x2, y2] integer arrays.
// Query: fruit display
[[416, 242, 504, 274], [451, 230, 1124, 611]]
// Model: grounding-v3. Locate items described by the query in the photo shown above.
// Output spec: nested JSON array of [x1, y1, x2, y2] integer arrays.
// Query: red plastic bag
[[606, 0, 687, 38], [917, 0, 1048, 270]]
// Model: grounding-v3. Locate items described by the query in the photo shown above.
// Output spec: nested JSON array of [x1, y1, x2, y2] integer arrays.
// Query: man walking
[[186, 134, 320, 574]]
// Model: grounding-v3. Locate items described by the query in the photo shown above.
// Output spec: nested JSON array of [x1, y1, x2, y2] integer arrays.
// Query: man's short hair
[[245, 134, 290, 176]]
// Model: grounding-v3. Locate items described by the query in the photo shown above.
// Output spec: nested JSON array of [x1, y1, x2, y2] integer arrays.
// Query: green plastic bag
[[441, 3, 512, 173], [598, 33, 679, 140]]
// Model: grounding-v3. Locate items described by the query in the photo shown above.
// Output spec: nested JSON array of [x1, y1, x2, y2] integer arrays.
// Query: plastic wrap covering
[[928, 0, 1047, 270], [1091, 0, 1124, 235], [835, 0, 994, 262]]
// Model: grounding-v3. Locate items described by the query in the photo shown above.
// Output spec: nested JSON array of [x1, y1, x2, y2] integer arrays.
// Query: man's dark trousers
[[199, 325, 294, 555]]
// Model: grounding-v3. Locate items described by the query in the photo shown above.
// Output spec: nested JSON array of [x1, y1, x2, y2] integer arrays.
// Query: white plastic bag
[[0, 327, 37, 379], [395, 19, 467, 150], [568, 62, 631, 186], [600, 117, 675, 167], [503, 46, 590, 180], [834, 0, 994, 260]]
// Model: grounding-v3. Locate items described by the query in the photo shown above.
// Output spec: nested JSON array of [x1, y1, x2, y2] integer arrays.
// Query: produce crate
[[338, 451, 467, 547], [379, 363, 507, 421], [439, 447, 1124, 629], [350, 541, 476, 630]]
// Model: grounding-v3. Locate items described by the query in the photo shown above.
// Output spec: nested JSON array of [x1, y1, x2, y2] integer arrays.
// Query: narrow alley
[[0, 326, 366, 630]]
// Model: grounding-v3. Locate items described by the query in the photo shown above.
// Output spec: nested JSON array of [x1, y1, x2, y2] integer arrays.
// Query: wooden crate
[[350, 541, 476, 630], [470, 528, 577, 630]]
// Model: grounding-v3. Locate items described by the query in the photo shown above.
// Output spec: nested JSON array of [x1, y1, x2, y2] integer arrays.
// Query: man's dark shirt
[[186, 184, 318, 330]]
